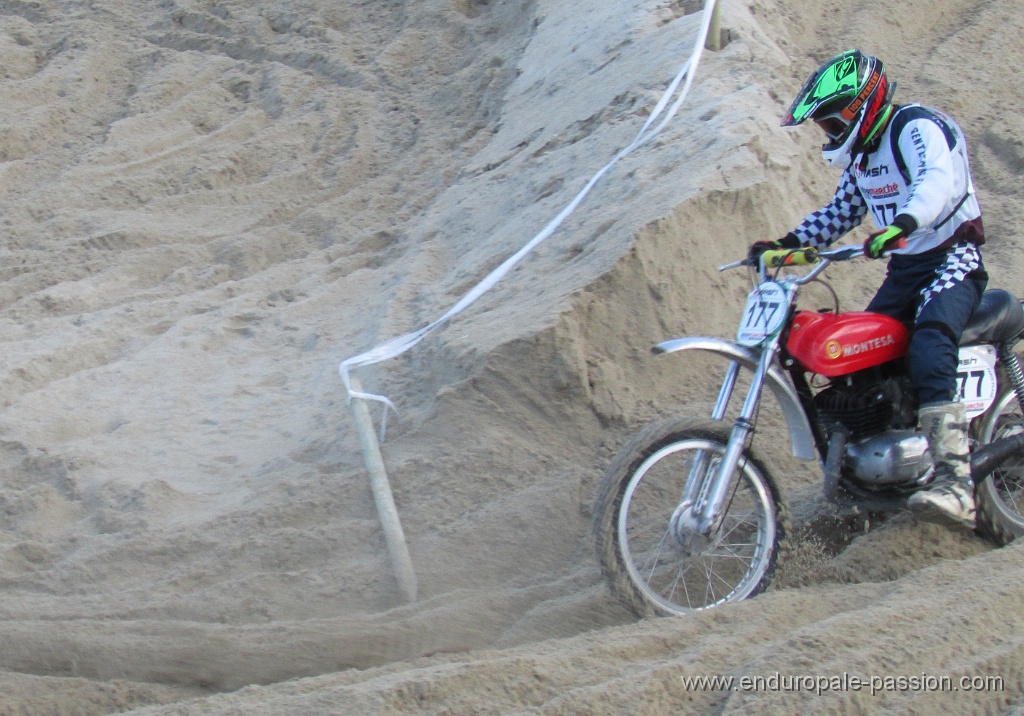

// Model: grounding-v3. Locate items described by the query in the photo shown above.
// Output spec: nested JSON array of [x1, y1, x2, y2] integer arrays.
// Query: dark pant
[[866, 245, 986, 405]]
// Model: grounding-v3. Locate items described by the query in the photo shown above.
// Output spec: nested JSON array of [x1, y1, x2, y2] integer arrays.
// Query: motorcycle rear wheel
[[593, 416, 786, 617], [975, 387, 1024, 545]]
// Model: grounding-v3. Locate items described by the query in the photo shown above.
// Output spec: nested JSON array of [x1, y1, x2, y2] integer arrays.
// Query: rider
[[751, 50, 986, 527]]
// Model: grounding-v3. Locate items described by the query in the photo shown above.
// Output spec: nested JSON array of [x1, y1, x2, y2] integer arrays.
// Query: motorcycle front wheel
[[975, 386, 1024, 545], [593, 416, 786, 617]]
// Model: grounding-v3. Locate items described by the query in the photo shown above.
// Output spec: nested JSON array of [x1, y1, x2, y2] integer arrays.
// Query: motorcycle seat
[[961, 289, 1024, 346]]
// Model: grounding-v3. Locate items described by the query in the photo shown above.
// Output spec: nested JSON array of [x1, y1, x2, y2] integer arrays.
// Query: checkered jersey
[[791, 166, 868, 249], [917, 240, 982, 318]]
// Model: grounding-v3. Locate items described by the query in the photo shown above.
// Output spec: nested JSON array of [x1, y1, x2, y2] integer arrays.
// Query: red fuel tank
[[786, 311, 910, 376]]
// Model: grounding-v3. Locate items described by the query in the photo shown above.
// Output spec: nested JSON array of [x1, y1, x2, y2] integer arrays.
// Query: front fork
[[671, 340, 780, 538]]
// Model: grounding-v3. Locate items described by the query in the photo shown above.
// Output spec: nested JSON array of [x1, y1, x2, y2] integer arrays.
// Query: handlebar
[[719, 244, 864, 273], [762, 247, 818, 267]]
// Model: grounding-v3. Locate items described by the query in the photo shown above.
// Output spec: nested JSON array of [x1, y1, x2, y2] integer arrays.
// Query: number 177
[[745, 300, 780, 328]]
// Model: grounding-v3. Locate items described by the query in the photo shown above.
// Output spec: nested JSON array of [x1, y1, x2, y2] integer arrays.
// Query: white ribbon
[[340, 0, 720, 436]]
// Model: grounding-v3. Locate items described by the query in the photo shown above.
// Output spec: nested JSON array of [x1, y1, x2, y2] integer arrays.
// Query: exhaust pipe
[[972, 434, 1024, 482]]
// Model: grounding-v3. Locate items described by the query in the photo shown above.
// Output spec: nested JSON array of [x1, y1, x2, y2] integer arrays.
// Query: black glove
[[748, 233, 801, 264]]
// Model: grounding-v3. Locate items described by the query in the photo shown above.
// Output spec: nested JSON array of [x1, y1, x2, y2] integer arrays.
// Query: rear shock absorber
[[999, 342, 1024, 416]]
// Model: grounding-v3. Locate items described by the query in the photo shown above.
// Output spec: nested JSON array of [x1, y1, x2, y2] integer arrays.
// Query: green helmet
[[783, 50, 895, 167]]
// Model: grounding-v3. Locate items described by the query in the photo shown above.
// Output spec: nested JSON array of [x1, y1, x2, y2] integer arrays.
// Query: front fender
[[654, 336, 818, 461]]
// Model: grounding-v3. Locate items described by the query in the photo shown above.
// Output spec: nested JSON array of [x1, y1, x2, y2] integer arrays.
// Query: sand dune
[[1, 0, 1023, 713]]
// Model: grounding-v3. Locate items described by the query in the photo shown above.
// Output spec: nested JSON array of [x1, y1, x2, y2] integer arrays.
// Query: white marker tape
[[340, 0, 721, 436]]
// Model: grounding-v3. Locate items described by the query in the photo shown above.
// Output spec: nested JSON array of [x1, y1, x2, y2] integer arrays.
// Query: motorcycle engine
[[844, 431, 934, 487], [813, 365, 917, 439], [815, 366, 933, 488]]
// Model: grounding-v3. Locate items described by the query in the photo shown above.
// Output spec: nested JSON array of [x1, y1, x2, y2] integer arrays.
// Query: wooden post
[[705, 0, 721, 51], [348, 376, 418, 603]]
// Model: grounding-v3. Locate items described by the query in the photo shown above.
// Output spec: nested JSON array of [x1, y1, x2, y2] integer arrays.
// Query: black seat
[[961, 289, 1024, 345]]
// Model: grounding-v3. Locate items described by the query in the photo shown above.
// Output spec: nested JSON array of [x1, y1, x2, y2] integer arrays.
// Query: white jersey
[[792, 104, 983, 254]]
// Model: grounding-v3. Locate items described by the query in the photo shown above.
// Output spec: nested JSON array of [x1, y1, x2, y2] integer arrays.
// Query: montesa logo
[[841, 334, 896, 357]]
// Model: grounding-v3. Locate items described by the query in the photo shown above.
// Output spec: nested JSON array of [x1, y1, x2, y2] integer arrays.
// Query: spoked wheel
[[976, 387, 1024, 545], [594, 416, 786, 617]]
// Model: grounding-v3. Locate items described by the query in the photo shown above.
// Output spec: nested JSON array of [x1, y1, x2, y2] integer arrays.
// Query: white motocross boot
[[909, 401, 976, 528]]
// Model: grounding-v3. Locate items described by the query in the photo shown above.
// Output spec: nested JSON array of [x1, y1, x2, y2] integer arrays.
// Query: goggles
[[813, 112, 852, 141]]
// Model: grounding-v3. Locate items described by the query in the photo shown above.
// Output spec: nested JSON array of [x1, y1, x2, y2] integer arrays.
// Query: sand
[[1, 0, 1023, 713]]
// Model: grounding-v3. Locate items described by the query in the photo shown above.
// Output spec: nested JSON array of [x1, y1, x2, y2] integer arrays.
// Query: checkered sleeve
[[791, 167, 868, 249], [916, 241, 983, 318]]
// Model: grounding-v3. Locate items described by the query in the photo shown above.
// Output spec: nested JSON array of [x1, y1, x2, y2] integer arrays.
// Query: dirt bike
[[594, 243, 1024, 617]]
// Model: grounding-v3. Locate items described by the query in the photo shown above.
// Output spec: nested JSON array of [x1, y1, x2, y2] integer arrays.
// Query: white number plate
[[737, 282, 788, 346], [957, 344, 999, 419]]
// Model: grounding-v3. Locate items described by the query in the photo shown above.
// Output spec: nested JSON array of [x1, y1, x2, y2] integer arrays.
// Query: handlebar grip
[[762, 247, 818, 268]]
